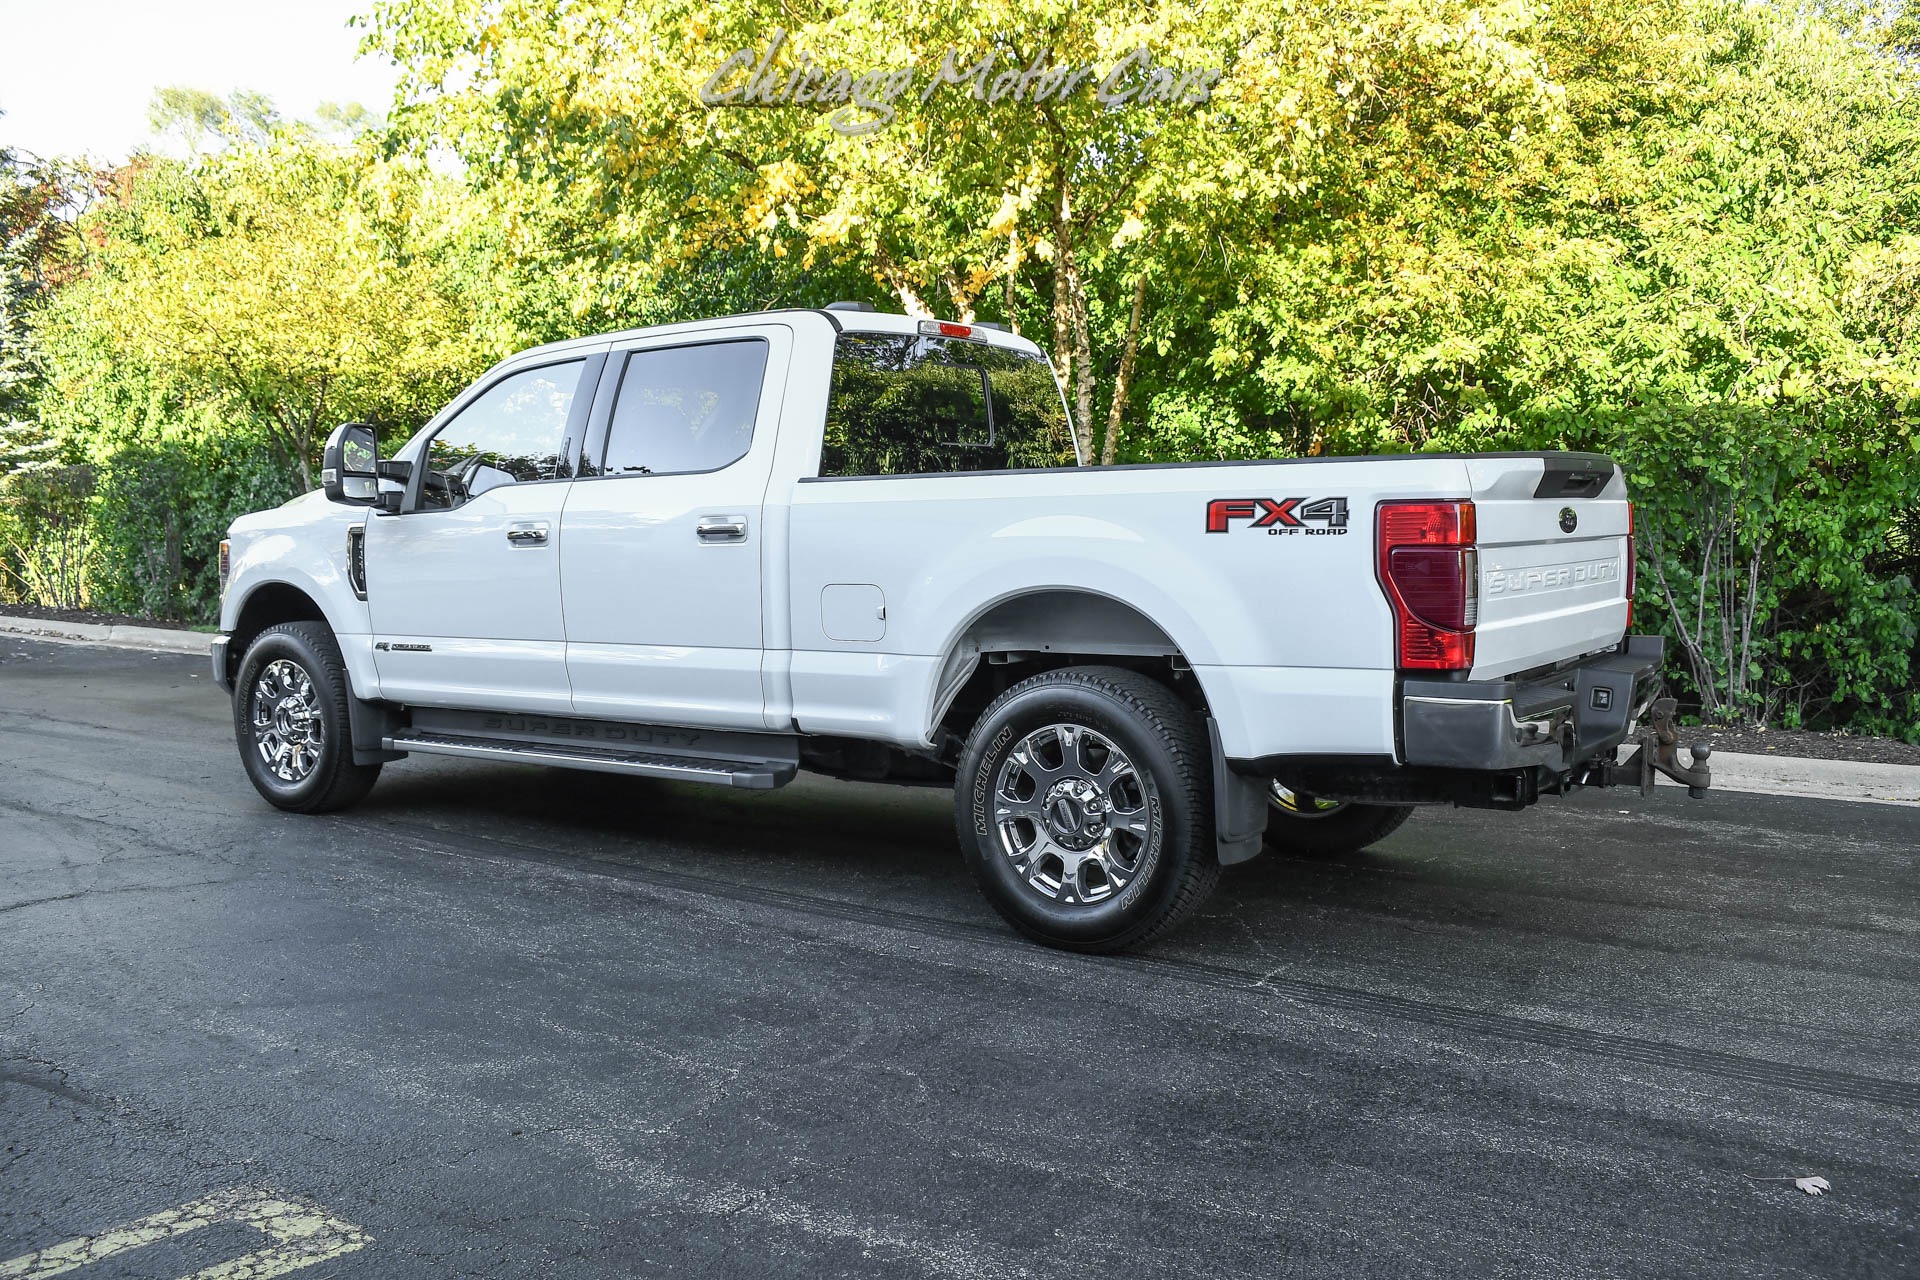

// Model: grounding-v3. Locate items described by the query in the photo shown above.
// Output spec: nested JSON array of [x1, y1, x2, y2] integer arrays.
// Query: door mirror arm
[[374, 459, 413, 515]]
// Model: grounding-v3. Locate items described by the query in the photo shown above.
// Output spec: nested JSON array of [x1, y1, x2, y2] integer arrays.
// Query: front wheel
[[1262, 784, 1413, 856], [233, 621, 381, 814], [954, 666, 1219, 953]]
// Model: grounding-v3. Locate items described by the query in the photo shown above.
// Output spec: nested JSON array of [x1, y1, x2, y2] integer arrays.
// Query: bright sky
[[0, 0, 402, 162]]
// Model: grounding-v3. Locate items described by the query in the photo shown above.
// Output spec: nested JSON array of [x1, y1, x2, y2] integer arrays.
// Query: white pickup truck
[[213, 305, 1710, 951]]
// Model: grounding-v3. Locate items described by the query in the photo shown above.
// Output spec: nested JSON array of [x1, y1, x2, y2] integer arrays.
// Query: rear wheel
[[233, 621, 381, 814], [1262, 784, 1413, 856], [954, 666, 1219, 953]]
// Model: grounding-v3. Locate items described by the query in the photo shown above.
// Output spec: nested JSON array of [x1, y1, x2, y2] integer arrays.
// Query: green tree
[[45, 138, 488, 490], [364, 0, 1560, 461], [314, 101, 381, 137], [148, 86, 282, 152], [1168, 0, 1920, 730], [0, 129, 95, 608]]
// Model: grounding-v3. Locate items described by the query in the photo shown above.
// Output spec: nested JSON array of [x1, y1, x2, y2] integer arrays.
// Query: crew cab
[[212, 306, 1709, 951]]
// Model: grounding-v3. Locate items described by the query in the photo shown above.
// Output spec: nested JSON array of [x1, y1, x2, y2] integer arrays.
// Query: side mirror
[[321, 422, 379, 505]]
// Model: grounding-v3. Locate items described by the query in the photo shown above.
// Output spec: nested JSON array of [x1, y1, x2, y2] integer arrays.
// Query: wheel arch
[[225, 583, 402, 766], [928, 588, 1204, 747], [225, 581, 331, 683], [927, 590, 1269, 869]]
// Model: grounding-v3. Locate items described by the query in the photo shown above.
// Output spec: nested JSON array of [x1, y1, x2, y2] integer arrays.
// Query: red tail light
[[1625, 501, 1636, 629], [1377, 500, 1477, 670]]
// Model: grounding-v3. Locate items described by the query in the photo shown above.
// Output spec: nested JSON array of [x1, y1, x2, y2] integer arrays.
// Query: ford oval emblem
[[1559, 507, 1579, 533]]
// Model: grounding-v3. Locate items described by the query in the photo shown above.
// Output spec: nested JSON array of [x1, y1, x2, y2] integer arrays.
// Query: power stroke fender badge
[[374, 641, 433, 652], [1559, 507, 1579, 533], [1205, 497, 1350, 536]]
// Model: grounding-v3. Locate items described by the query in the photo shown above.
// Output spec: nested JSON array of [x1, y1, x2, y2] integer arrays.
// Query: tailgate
[[1466, 454, 1631, 680]]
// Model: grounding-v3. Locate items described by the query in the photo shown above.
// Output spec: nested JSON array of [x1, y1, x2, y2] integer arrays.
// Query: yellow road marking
[[0, 1187, 369, 1280]]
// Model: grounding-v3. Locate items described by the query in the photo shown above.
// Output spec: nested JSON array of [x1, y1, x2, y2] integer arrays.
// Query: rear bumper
[[1401, 635, 1664, 774]]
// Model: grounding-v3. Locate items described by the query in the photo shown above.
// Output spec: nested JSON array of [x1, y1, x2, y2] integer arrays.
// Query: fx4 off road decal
[[1205, 497, 1350, 536]]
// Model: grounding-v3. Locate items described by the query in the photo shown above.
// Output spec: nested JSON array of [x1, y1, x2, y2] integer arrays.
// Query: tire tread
[[962, 665, 1219, 952], [236, 621, 381, 814]]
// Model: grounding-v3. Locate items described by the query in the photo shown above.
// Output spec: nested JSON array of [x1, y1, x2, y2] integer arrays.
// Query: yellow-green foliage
[[42, 139, 492, 489], [3, 0, 1915, 732]]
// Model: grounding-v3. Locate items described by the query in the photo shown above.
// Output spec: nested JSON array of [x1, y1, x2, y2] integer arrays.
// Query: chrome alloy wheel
[[993, 724, 1154, 906], [1269, 781, 1348, 818], [250, 658, 324, 784]]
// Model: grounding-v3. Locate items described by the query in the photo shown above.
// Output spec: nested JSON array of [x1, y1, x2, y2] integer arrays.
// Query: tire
[[953, 665, 1220, 953], [233, 621, 382, 814], [1262, 784, 1413, 856]]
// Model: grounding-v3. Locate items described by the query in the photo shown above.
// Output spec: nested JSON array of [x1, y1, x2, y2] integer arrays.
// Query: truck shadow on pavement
[[349, 756, 1523, 956]]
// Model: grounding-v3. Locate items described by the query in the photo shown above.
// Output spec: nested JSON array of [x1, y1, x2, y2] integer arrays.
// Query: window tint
[[601, 340, 769, 477], [820, 334, 1076, 478], [423, 360, 584, 509]]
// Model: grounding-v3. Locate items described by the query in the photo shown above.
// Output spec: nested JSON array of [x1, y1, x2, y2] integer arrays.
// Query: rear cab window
[[820, 332, 1077, 477]]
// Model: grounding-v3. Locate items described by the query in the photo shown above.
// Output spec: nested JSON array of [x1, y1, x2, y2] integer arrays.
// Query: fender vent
[[346, 525, 367, 600]]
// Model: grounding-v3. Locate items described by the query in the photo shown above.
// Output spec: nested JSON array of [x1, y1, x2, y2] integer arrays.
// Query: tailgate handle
[[1533, 462, 1614, 499]]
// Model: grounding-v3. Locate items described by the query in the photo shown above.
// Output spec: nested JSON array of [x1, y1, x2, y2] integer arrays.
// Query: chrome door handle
[[506, 522, 549, 546], [696, 517, 748, 543]]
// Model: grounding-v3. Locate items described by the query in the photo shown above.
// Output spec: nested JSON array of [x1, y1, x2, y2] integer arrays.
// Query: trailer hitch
[[1620, 696, 1712, 798]]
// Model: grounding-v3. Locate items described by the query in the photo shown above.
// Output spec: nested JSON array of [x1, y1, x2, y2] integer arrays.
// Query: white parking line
[[0, 1187, 368, 1279]]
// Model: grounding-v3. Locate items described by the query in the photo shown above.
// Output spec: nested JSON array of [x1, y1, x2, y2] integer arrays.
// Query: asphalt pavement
[[2, 638, 1915, 1278]]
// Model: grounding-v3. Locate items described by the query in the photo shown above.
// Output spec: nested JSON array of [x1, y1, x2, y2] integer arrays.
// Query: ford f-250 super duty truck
[[212, 305, 1711, 951]]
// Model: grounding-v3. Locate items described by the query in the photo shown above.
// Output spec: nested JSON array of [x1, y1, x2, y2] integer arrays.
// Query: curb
[[0, 613, 212, 657], [1674, 751, 1920, 807]]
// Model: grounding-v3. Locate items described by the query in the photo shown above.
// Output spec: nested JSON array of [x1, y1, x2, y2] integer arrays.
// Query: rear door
[[559, 325, 790, 728], [1466, 454, 1633, 680]]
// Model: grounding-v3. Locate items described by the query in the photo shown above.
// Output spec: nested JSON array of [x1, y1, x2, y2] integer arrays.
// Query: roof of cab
[[493, 307, 1046, 374]]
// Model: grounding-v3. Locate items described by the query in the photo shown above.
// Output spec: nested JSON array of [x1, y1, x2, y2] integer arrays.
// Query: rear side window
[[820, 334, 1076, 477], [600, 339, 769, 477]]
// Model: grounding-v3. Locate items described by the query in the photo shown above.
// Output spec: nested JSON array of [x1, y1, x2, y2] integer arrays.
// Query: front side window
[[820, 334, 1076, 478], [599, 339, 769, 477], [421, 360, 584, 509]]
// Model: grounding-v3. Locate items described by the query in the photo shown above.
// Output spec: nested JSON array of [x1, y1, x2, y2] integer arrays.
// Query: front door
[[365, 356, 597, 712], [560, 329, 787, 728]]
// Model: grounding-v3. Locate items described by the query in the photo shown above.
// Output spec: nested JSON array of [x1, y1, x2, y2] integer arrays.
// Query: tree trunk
[[1054, 212, 1096, 463], [274, 408, 315, 493], [1003, 232, 1019, 335], [1050, 236, 1075, 448], [1101, 271, 1148, 466], [891, 279, 932, 318]]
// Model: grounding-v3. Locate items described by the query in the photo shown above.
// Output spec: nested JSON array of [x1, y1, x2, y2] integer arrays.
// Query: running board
[[383, 730, 797, 790]]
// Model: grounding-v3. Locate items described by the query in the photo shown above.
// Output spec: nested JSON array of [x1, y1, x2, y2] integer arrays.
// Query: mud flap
[[1209, 718, 1268, 865], [347, 696, 406, 766]]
